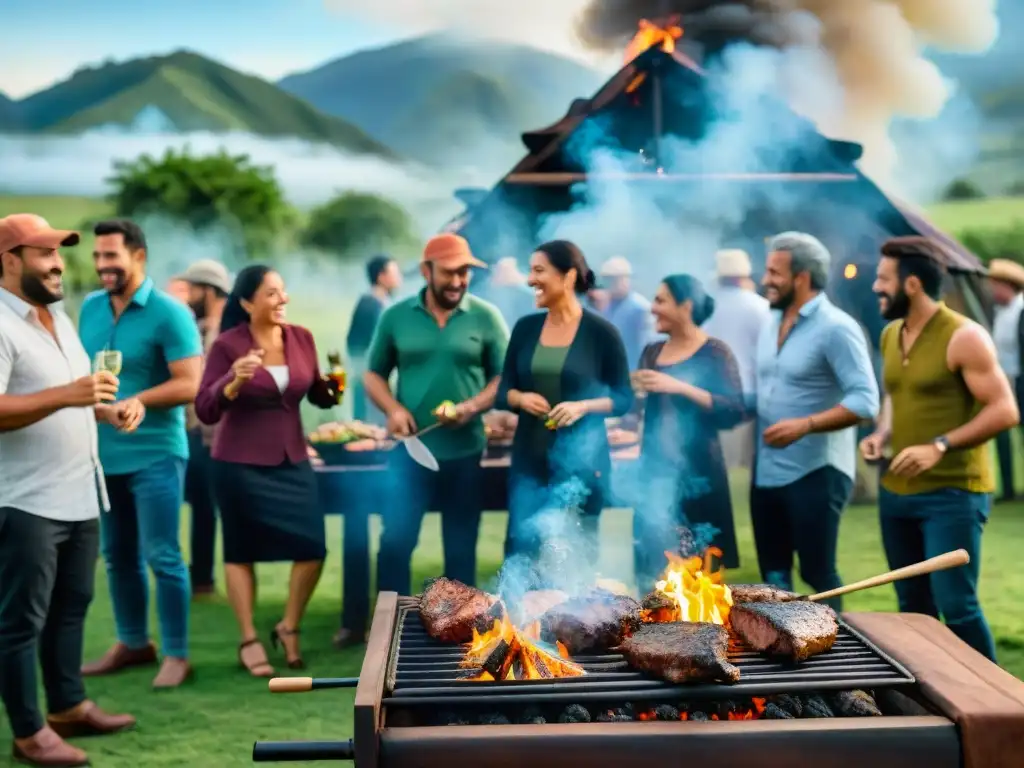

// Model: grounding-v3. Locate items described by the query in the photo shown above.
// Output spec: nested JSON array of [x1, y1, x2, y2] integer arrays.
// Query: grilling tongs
[[785, 548, 970, 603]]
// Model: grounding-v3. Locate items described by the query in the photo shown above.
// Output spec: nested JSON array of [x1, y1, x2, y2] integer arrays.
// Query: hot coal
[[653, 704, 680, 721], [559, 704, 592, 723], [730, 601, 839, 662], [688, 711, 710, 721], [595, 710, 633, 723], [763, 702, 795, 720], [803, 694, 835, 718], [767, 693, 803, 718], [478, 713, 511, 726], [438, 711, 469, 726], [518, 707, 547, 725], [831, 689, 883, 717]]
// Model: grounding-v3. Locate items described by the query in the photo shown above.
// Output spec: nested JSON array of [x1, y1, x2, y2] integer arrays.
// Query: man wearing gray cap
[[597, 256, 653, 370], [176, 260, 231, 596]]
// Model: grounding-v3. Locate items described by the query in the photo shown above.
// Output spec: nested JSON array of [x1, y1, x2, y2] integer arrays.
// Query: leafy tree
[[301, 192, 416, 257], [107, 148, 292, 258], [942, 178, 985, 202], [958, 224, 1024, 264], [1005, 180, 1024, 197]]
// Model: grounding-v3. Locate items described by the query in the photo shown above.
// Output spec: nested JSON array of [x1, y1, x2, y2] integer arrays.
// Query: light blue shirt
[[702, 285, 771, 397], [601, 292, 654, 370], [754, 294, 879, 488], [79, 277, 203, 475]]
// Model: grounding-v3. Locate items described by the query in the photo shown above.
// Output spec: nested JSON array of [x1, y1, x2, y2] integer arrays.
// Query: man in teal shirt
[[77, 220, 202, 689], [365, 234, 508, 595]]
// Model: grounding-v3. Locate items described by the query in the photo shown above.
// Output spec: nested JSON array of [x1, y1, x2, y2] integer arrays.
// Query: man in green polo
[[365, 234, 509, 594]]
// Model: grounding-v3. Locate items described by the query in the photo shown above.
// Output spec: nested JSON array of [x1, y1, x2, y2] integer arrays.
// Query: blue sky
[[1, 0, 406, 98]]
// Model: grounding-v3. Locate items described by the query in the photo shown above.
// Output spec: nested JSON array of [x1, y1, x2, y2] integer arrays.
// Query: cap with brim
[[600, 256, 632, 278], [988, 259, 1024, 289], [422, 233, 487, 269], [175, 260, 233, 294], [0, 213, 79, 254]]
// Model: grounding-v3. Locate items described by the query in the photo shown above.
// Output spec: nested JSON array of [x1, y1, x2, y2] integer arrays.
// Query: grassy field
[[0, 477, 1021, 767]]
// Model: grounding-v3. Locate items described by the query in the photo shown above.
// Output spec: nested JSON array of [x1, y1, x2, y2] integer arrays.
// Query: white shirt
[[0, 288, 106, 521], [266, 365, 289, 393], [702, 285, 772, 397], [992, 292, 1023, 378]]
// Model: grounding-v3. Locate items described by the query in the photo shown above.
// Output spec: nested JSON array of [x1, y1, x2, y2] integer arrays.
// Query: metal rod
[[269, 677, 359, 693], [252, 739, 354, 762]]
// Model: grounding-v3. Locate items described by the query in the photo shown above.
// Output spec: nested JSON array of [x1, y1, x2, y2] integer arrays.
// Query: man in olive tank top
[[862, 237, 1018, 661]]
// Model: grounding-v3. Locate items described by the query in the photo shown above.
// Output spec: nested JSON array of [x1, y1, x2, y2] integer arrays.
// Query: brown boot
[[47, 701, 136, 739], [81, 642, 157, 676], [152, 657, 192, 689], [12, 726, 88, 767]]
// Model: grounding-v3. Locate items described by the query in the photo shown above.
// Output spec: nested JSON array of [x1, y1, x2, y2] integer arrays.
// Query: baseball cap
[[176, 259, 232, 293], [422, 234, 487, 269], [715, 249, 753, 279], [0, 214, 79, 254], [599, 256, 632, 277]]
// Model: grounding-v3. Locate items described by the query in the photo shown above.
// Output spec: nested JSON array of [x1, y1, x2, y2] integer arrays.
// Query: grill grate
[[383, 606, 915, 707]]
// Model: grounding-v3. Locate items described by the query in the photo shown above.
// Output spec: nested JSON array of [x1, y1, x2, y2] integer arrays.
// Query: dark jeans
[[185, 430, 217, 589], [750, 466, 852, 611], [103, 457, 190, 659], [377, 451, 484, 596], [879, 487, 997, 661], [0, 508, 98, 738]]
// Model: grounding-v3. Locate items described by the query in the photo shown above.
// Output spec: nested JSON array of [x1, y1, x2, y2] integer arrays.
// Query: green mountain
[[0, 91, 20, 130], [11, 51, 394, 157], [279, 32, 605, 166]]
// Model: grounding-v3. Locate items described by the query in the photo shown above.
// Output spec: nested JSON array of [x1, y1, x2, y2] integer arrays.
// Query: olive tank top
[[880, 303, 994, 495]]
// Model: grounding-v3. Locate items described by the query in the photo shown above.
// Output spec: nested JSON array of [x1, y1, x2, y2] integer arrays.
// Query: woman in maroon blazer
[[195, 265, 340, 677]]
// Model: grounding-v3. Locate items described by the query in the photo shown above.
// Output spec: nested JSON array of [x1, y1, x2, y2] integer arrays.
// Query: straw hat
[[715, 249, 752, 279], [988, 259, 1024, 290]]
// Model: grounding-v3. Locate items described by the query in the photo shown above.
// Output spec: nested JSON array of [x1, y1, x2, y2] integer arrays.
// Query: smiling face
[[93, 233, 145, 295], [3, 245, 65, 305], [872, 255, 910, 320], [241, 269, 288, 325], [527, 250, 575, 309], [650, 282, 692, 334]]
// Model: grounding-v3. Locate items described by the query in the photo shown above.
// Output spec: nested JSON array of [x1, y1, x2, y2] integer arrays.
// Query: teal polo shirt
[[368, 289, 509, 461], [79, 277, 203, 475]]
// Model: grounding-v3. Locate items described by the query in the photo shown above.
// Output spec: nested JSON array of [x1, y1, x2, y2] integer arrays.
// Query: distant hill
[[0, 91, 20, 130], [278, 32, 605, 167], [8, 51, 394, 157]]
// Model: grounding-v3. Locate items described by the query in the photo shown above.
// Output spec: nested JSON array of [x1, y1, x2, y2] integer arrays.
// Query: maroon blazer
[[195, 323, 337, 466]]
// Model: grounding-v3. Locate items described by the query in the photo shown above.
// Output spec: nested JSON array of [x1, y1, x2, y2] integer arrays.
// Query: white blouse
[[266, 365, 290, 393]]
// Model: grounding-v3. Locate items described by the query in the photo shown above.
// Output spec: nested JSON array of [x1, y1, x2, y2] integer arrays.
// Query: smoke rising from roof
[[576, 0, 999, 181]]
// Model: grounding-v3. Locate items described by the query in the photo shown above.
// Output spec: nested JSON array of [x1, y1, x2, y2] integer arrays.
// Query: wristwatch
[[932, 436, 950, 454]]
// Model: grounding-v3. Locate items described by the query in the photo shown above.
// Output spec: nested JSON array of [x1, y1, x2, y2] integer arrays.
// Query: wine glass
[[325, 349, 346, 415], [93, 349, 123, 377]]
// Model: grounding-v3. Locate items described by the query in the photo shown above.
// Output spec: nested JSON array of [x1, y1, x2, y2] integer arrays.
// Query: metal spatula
[[396, 423, 441, 472]]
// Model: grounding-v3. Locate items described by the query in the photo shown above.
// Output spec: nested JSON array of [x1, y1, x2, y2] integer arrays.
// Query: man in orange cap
[[364, 234, 508, 599], [0, 214, 137, 767]]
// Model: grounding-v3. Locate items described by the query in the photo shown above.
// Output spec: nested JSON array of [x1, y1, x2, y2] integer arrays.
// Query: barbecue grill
[[253, 593, 1024, 768]]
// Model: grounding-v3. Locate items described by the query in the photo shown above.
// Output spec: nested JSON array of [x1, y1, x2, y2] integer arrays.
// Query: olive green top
[[529, 344, 570, 457], [367, 289, 509, 461], [880, 303, 994, 495]]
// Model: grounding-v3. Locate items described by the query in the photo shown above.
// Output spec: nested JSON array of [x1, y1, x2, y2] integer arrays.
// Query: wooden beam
[[504, 172, 860, 185]]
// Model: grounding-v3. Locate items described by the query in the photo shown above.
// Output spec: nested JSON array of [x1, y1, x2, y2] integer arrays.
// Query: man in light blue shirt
[[751, 232, 879, 609], [597, 256, 653, 370], [78, 219, 202, 689]]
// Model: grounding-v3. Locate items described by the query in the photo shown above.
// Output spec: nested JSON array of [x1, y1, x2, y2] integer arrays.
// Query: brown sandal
[[270, 624, 305, 670], [238, 638, 274, 678]]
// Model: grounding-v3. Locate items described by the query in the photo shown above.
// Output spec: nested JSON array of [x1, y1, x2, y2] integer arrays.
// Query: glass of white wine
[[93, 349, 123, 377]]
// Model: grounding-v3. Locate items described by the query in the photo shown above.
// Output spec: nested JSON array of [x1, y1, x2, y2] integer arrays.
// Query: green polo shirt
[[367, 289, 509, 461], [79, 277, 203, 475]]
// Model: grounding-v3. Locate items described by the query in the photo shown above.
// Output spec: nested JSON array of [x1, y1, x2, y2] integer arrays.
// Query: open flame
[[461, 609, 585, 681], [642, 547, 733, 625], [623, 17, 684, 65], [634, 698, 767, 721]]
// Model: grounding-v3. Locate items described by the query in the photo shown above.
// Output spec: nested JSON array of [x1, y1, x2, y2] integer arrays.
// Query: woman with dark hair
[[496, 240, 633, 572], [195, 265, 340, 676], [631, 274, 745, 588]]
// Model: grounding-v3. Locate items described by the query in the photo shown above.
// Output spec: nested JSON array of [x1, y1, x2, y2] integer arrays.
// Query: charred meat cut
[[419, 578, 497, 643], [539, 589, 641, 654], [729, 584, 798, 603], [729, 601, 838, 662], [615, 622, 741, 684]]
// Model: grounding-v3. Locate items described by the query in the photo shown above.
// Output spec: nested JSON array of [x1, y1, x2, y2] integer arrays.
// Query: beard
[[879, 289, 910, 320], [189, 298, 207, 320], [22, 271, 63, 305], [98, 268, 129, 295], [430, 281, 465, 311], [768, 284, 795, 311]]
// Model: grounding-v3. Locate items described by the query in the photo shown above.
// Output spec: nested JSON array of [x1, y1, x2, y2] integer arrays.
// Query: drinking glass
[[93, 350, 123, 377], [325, 349, 346, 413]]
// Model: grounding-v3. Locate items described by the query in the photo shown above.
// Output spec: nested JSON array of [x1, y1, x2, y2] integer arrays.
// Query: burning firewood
[[461, 607, 586, 682], [640, 547, 734, 625]]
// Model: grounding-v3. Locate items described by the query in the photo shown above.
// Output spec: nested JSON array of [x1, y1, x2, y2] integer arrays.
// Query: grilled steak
[[729, 584, 798, 603], [615, 622, 740, 684], [729, 601, 838, 661], [418, 578, 497, 643], [539, 589, 642, 653]]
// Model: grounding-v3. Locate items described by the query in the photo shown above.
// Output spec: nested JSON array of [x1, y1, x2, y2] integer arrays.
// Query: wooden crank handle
[[805, 549, 970, 603], [269, 677, 313, 693]]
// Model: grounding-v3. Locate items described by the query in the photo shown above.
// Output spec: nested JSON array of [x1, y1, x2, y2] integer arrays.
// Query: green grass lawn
[[0, 473, 1021, 767]]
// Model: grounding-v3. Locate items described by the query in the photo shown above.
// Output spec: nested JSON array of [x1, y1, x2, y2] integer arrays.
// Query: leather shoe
[[152, 657, 193, 689], [81, 642, 157, 676], [332, 628, 366, 649], [47, 701, 136, 739], [12, 726, 88, 767]]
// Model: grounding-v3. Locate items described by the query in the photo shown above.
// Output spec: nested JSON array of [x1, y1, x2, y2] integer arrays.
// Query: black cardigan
[[495, 310, 634, 482]]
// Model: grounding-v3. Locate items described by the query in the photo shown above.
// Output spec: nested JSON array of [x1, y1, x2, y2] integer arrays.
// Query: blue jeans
[[878, 487, 996, 661], [102, 457, 190, 659]]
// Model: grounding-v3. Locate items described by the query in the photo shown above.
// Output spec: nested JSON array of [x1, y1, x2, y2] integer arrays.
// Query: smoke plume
[[575, 0, 999, 181]]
